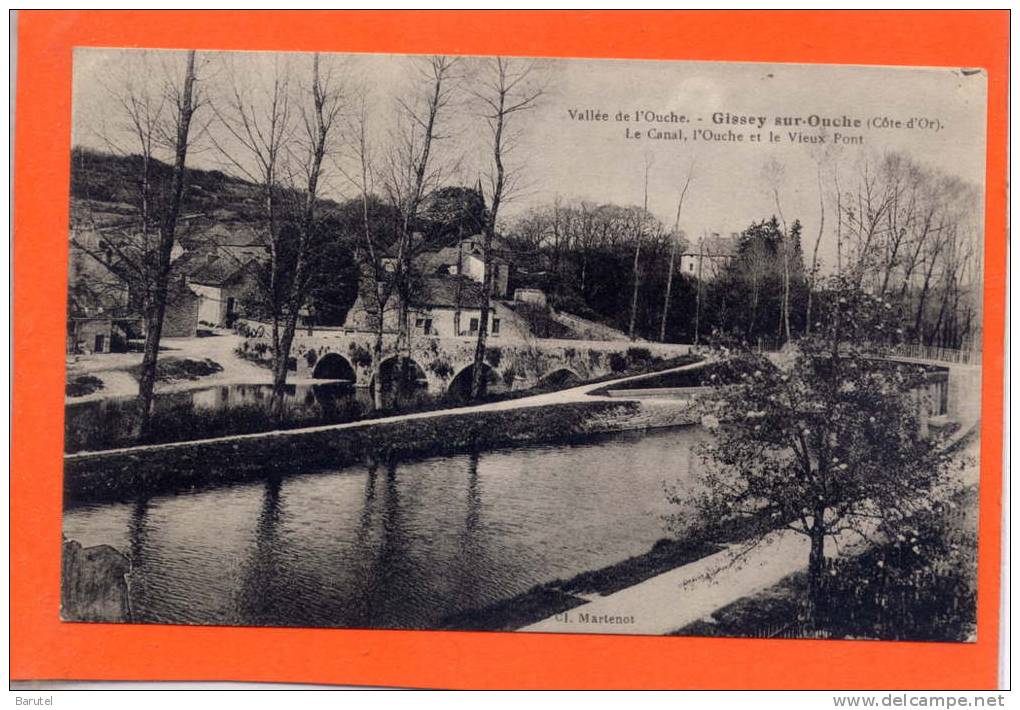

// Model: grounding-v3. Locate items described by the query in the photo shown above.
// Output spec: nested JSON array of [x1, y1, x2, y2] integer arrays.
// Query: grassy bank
[[64, 400, 641, 504]]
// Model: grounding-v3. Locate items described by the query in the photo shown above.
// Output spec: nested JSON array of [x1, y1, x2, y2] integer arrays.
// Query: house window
[[492, 318, 501, 335], [469, 317, 479, 334]]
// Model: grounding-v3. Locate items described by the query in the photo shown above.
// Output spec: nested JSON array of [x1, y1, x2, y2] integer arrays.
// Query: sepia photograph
[[60, 48, 986, 643]]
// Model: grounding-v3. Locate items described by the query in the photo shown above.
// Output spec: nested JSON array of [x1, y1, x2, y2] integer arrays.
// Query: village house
[[680, 232, 740, 280], [344, 274, 528, 340], [182, 257, 261, 329], [175, 224, 268, 329], [68, 203, 271, 344], [67, 212, 136, 353], [383, 235, 512, 298]]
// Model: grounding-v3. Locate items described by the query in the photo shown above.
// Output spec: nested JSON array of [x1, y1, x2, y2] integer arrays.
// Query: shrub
[[235, 346, 273, 370], [626, 346, 652, 364], [130, 358, 224, 383], [485, 346, 502, 367], [349, 342, 373, 369], [429, 358, 454, 379], [609, 352, 628, 372], [66, 374, 104, 398]]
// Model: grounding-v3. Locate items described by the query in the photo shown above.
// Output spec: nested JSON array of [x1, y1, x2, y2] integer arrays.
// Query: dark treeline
[[502, 149, 983, 352], [503, 201, 810, 346]]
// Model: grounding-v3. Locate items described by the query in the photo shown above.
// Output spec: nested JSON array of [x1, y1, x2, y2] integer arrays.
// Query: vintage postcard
[[60, 48, 987, 641], [12, 9, 1007, 690]]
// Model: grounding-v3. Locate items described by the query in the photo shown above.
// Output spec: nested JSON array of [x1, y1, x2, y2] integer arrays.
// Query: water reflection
[[62, 427, 710, 630], [238, 476, 284, 625]]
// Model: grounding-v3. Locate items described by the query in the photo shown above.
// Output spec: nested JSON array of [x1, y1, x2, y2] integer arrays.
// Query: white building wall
[[189, 283, 225, 326]]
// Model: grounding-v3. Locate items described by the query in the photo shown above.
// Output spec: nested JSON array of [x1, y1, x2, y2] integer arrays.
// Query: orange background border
[[11, 10, 1008, 689]]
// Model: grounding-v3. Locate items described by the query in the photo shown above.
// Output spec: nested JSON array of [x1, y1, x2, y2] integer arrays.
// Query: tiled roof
[[702, 234, 740, 257], [416, 241, 507, 274], [414, 276, 490, 309], [187, 255, 256, 286], [181, 223, 266, 249]]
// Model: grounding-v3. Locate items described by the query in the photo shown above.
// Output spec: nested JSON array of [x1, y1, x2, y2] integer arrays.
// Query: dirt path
[[521, 530, 824, 636]]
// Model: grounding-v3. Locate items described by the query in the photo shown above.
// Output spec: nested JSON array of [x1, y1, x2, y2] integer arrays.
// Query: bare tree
[[761, 158, 792, 343], [468, 56, 544, 399], [271, 53, 345, 409], [836, 152, 980, 348], [659, 161, 694, 342], [73, 50, 203, 433], [380, 55, 458, 385], [628, 152, 654, 341], [341, 92, 396, 409], [803, 132, 841, 335], [208, 53, 345, 411], [208, 53, 294, 393], [839, 154, 898, 293]]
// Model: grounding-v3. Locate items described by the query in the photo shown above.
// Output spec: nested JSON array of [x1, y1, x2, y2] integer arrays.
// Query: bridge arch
[[448, 361, 502, 400], [311, 352, 357, 382], [372, 355, 429, 393], [538, 367, 583, 388]]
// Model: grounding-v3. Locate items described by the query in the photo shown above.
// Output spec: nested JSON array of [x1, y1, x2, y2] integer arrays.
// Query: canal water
[[62, 426, 708, 629]]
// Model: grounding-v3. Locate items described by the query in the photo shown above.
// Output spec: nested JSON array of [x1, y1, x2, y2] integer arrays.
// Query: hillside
[[69, 148, 345, 247]]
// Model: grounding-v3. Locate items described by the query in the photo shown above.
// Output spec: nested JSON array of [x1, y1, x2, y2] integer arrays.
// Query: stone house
[[680, 232, 739, 280], [344, 274, 528, 340], [184, 256, 262, 328]]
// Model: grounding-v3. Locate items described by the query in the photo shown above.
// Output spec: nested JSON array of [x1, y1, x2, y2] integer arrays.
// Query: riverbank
[[64, 351, 705, 453], [438, 504, 778, 632], [672, 485, 978, 642], [507, 433, 980, 638]]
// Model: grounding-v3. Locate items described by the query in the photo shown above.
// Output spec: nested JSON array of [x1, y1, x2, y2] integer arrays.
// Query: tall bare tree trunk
[[805, 163, 825, 335], [471, 68, 508, 399], [470, 57, 542, 399], [629, 156, 653, 341], [138, 50, 197, 435], [659, 165, 693, 343], [660, 235, 679, 342], [373, 283, 386, 411], [271, 53, 339, 416], [694, 237, 704, 346]]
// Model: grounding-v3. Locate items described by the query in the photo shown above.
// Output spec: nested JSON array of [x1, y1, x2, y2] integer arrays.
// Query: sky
[[72, 49, 987, 270]]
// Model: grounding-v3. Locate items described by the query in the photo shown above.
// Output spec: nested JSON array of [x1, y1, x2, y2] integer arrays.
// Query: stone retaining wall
[[64, 400, 652, 503]]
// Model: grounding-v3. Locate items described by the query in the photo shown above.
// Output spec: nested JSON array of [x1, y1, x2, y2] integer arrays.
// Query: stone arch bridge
[[245, 325, 694, 395]]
